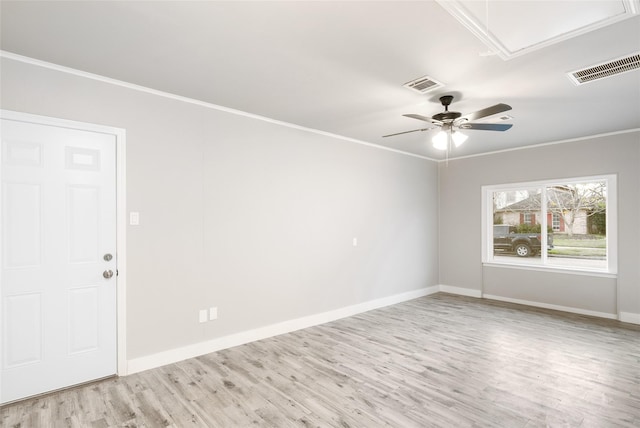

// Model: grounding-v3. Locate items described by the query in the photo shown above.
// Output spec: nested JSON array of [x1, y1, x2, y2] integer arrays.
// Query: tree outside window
[[546, 181, 606, 237]]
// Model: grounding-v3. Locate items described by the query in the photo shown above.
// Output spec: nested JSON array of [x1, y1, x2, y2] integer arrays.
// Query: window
[[552, 212, 561, 232], [483, 175, 616, 274]]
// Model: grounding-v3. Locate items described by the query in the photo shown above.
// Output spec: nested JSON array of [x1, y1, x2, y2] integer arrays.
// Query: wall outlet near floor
[[209, 307, 218, 320], [199, 309, 208, 323]]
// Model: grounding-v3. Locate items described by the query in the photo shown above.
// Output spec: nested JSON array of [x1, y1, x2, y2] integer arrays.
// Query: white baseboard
[[438, 284, 482, 298], [127, 286, 439, 374], [482, 294, 617, 320], [619, 312, 640, 325]]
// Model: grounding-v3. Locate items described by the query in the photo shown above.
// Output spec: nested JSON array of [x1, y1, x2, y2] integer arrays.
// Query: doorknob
[[103, 270, 114, 279], [104, 253, 113, 261]]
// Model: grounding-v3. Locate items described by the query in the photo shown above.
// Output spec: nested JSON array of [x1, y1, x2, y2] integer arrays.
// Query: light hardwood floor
[[2, 293, 640, 427]]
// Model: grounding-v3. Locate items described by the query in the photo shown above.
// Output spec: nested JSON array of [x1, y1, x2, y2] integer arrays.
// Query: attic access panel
[[437, 0, 639, 60]]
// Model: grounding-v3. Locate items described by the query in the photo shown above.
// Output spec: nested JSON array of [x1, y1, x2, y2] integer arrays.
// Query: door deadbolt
[[103, 270, 114, 279], [103, 253, 113, 262]]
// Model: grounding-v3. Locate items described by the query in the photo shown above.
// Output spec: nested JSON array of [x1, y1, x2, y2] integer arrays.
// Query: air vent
[[568, 52, 640, 85], [403, 75, 444, 94]]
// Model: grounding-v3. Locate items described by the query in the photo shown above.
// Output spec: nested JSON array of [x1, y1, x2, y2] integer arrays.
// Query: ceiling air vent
[[568, 52, 640, 85], [403, 75, 444, 94]]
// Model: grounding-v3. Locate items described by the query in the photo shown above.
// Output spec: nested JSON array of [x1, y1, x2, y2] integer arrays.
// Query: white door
[[1, 117, 117, 403]]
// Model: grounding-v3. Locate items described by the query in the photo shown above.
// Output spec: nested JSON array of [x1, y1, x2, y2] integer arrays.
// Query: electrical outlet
[[209, 307, 218, 320], [199, 309, 208, 323]]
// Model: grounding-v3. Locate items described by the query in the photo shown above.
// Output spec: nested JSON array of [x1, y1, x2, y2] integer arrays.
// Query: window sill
[[482, 261, 617, 278]]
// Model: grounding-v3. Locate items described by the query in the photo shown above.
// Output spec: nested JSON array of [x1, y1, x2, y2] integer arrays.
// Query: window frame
[[482, 174, 617, 276]]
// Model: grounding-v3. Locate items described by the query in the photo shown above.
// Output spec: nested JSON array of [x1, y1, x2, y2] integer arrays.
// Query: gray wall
[[439, 132, 640, 317], [1, 58, 440, 359], [3, 54, 637, 366]]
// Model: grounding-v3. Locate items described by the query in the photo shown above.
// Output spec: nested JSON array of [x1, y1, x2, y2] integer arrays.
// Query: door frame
[[0, 109, 128, 378]]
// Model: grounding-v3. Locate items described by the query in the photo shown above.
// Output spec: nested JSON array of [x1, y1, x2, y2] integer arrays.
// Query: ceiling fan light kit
[[384, 95, 513, 155], [432, 128, 468, 151], [432, 131, 448, 150], [452, 130, 468, 147]]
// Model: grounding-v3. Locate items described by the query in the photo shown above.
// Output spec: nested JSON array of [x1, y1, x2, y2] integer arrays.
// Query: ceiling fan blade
[[383, 128, 432, 137], [460, 103, 512, 122], [459, 123, 513, 131], [403, 114, 443, 125]]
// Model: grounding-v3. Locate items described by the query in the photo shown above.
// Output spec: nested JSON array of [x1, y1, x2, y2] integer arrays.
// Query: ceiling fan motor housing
[[433, 111, 462, 122]]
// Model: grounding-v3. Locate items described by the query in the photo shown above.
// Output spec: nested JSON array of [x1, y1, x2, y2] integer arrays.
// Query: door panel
[[1, 118, 117, 404], [68, 285, 100, 354], [3, 293, 42, 367], [4, 182, 41, 268], [68, 185, 100, 263]]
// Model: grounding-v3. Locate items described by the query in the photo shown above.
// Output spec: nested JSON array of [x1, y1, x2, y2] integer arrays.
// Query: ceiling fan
[[384, 95, 513, 150]]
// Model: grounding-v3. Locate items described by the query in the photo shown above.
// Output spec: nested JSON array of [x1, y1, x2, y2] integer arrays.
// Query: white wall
[[0, 57, 440, 364], [439, 132, 640, 320]]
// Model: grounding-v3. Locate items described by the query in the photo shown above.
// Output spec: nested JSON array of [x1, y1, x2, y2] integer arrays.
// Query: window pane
[[546, 181, 607, 270], [492, 188, 543, 262]]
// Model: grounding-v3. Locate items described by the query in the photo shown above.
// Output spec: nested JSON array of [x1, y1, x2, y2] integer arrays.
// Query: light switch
[[209, 307, 218, 320], [199, 309, 207, 323], [353, 237, 358, 247], [129, 212, 140, 225]]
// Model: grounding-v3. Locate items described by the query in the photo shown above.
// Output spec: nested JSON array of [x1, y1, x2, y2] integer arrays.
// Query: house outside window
[[483, 175, 616, 274]]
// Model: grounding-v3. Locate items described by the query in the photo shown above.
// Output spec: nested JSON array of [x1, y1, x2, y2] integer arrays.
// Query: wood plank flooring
[[2, 293, 640, 427]]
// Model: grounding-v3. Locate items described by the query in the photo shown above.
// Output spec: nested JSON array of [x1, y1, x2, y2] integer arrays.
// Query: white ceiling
[[1, 1, 639, 160]]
